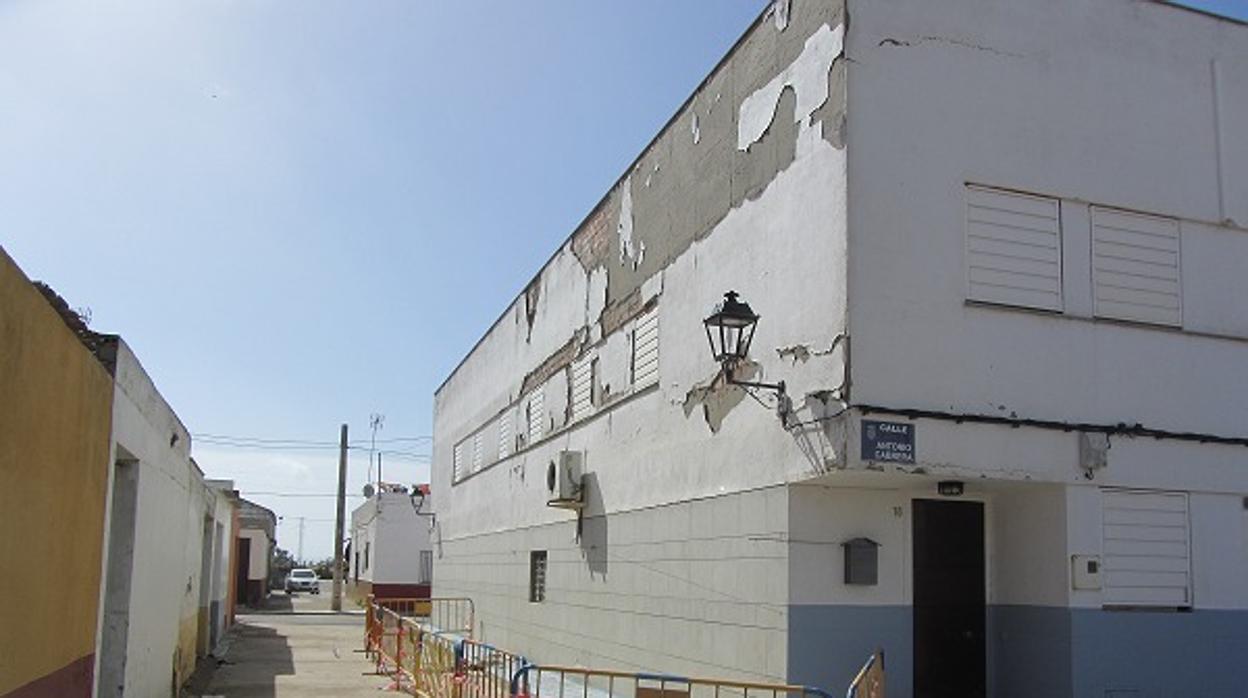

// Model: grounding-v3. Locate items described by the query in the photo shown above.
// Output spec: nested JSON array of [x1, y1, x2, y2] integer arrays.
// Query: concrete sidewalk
[[185, 613, 391, 697]]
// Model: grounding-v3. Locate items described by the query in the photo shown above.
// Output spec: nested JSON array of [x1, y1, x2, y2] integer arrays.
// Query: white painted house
[[349, 483, 435, 601], [236, 498, 276, 606], [93, 338, 236, 697], [432, 1, 1248, 696]]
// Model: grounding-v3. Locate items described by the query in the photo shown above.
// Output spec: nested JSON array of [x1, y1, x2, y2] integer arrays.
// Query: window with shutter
[[631, 308, 660, 388], [1091, 207, 1181, 327], [571, 354, 596, 419], [471, 431, 484, 473], [570, 354, 595, 423], [527, 387, 545, 444], [419, 550, 433, 585], [529, 550, 547, 603], [497, 410, 512, 460], [965, 185, 1063, 311], [452, 441, 465, 483], [1102, 489, 1191, 608]]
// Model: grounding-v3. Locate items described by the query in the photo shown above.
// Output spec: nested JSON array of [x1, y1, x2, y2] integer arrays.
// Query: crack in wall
[[877, 35, 1025, 59], [776, 333, 847, 364]]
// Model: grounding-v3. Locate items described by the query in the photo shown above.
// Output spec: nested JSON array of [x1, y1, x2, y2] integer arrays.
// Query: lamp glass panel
[[704, 323, 719, 361], [737, 323, 756, 359]]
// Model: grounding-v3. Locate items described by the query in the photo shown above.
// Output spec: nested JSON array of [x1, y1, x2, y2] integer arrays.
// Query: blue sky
[[0, 0, 766, 559], [2, 0, 1244, 560]]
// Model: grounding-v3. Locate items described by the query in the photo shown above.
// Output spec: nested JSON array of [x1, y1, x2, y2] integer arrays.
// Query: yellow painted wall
[[176, 613, 199, 687], [0, 247, 115, 695]]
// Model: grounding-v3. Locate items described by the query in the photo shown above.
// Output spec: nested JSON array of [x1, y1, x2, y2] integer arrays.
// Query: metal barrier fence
[[365, 596, 526, 697], [508, 665, 841, 698], [365, 595, 476, 656], [364, 598, 879, 698], [457, 638, 531, 698], [845, 651, 884, 698]]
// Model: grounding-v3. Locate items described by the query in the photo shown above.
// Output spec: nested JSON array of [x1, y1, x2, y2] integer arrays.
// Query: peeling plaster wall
[[433, 0, 849, 681]]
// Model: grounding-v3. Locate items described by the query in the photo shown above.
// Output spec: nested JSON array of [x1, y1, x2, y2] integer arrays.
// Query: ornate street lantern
[[702, 290, 759, 367], [702, 291, 787, 406]]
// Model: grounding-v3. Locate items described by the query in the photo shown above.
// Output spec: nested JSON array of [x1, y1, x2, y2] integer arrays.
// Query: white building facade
[[432, 1, 1248, 696], [236, 499, 276, 607], [350, 484, 435, 600], [94, 338, 236, 697]]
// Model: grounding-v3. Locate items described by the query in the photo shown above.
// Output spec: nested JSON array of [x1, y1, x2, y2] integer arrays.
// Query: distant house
[[349, 483, 434, 601], [236, 498, 277, 606], [205, 480, 242, 642]]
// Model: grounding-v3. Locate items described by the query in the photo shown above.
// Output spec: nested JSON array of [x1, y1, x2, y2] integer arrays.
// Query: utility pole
[[296, 517, 305, 563], [331, 423, 347, 612], [369, 413, 385, 486]]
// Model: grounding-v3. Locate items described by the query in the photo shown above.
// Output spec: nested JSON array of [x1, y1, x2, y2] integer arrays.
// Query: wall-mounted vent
[[1101, 489, 1190, 608], [570, 355, 596, 423], [631, 307, 660, 388], [498, 410, 513, 460], [527, 387, 545, 445], [965, 185, 1062, 312], [1091, 207, 1181, 327]]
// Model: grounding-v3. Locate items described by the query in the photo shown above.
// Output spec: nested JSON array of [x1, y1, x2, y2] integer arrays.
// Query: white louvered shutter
[[1101, 490, 1191, 607], [527, 387, 545, 444], [452, 441, 465, 483], [965, 186, 1063, 311], [631, 308, 660, 388], [570, 355, 595, 423], [497, 410, 512, 460], [471, 431, 484, 474], [1091, 208, 1181, 327]]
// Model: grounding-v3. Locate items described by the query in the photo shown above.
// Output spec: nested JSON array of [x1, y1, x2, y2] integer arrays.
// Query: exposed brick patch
[[520, 329, 587, 396], [571, 206, 613, 272]]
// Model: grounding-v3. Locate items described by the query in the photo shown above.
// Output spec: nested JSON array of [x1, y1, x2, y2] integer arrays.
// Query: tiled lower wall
[[788, 604, 1248, 698], [435, 486, 791, 682]]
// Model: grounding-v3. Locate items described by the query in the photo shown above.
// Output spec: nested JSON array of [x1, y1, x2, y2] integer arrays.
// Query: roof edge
[[435, 0, 776, 396]]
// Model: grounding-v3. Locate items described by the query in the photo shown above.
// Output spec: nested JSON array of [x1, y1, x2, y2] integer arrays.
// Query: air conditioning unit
[[546, 451, 584, 509]]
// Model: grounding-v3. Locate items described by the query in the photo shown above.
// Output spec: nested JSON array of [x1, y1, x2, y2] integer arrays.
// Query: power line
[[241, 491, 367, 498], [193, 438, 429, 461], [192, 432, 432, 446], [193, 433, 340, 446]]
